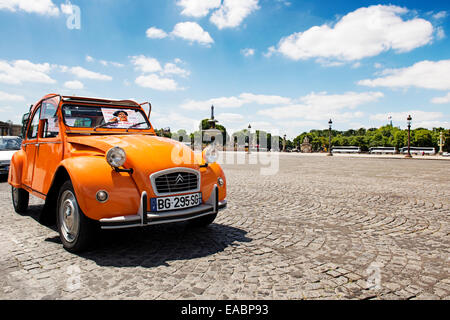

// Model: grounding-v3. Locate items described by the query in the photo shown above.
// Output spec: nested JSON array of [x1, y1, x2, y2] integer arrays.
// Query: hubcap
[[59, 190, 80, 243]]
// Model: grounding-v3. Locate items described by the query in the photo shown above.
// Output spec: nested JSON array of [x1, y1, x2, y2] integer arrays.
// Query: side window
[[27, 107, 41, 139], [21, 112, 30, 139], [40, 98, 60, 138]]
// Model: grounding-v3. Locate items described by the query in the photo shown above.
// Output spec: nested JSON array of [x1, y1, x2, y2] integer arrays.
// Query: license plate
[[150, 193, 202, 212]]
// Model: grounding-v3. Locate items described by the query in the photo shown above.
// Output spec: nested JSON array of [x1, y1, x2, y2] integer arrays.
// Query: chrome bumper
[[100, 185, 226, 230]]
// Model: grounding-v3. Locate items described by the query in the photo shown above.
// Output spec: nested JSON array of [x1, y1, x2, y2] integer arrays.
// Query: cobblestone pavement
[[0, 154, 449, 300]]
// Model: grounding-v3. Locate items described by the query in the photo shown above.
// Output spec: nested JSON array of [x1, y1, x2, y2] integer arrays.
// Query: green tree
[[414, 129, 432, 147]]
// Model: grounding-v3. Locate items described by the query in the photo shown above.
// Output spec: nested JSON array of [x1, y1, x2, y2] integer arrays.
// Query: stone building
[[0, 121, 22, 136]]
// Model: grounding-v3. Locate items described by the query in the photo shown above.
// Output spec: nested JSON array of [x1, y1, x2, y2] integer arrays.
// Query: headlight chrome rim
[[106, 146, 126, 168], [96, 190, 109, 203]]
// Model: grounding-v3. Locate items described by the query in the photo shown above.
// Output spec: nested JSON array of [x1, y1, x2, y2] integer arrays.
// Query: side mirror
[[38, 118, 48, 139]]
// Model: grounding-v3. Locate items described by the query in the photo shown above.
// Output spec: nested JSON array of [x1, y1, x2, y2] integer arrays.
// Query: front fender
[[8, 150, 25, 188], [60, 156, 141, 221], [200, 162, 227, 202]]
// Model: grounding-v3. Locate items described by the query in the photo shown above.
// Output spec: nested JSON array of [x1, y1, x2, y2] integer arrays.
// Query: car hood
[[0, 150, 17, 161], [67, 134, 201, 172]]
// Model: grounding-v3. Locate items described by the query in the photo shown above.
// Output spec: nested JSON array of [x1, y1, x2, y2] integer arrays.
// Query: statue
[[301, 136, 312, 153]]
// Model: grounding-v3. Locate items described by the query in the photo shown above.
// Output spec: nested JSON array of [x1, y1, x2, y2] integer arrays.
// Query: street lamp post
[[247, 124, 251, 154], [327, 119, 333, 156], [283, 135, 287, 152], [439, 131, 444, 155], [405, 115, 412, 159]]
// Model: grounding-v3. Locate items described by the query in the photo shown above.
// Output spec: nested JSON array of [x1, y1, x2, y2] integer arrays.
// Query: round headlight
[[96, 190, 109, 203], [106, 146, 126, 168], [204, 144, 219, 163]]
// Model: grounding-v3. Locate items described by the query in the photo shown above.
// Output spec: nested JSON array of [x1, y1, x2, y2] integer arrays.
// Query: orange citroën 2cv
[[8, 94, 227, 252]]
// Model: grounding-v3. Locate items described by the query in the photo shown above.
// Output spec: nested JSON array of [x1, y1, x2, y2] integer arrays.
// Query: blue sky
[[0, 0, 449, 138]]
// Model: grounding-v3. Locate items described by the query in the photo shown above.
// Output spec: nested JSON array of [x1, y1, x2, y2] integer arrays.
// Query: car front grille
[[153, 171, 199, 194]]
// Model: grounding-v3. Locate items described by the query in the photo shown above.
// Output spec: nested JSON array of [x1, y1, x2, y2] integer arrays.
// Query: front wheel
[[188, 213, 217, 228], [56, 180, 97, 253], [12, 186, 29, 214]]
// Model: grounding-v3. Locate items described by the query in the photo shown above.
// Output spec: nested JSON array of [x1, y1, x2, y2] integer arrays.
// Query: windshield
[[62, 105, 151, 130], [0, 137, 22, 151]]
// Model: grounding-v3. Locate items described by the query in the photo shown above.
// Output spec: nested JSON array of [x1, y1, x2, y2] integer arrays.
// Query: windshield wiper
[[126, 122, 147, 132], [93, 120, 118, 131]]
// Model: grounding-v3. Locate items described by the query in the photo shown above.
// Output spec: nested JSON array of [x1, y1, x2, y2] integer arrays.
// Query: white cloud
[[64, 80, 84, 90], [431, 93, 450, 104], [152, 111, 200, 131], [181, 92, 292, 111], [217, 113, 245, 122], [281, 120, 323, 128], [60, 2, 72, 15], [60, 1, 77, 16], [110, 62, 124, 68], [131, 56, 188, 91], [98, 60, 124, 68], [316, 59, 345, 67], [171, 22, 214, 45], [0, 59, 55, 84], [132, 56, 189, 77], [161, 63, 190, 78], [263, 46, 277, 58], [0, 91, 25, 101], [370, 111, 446, 128], [358, 60, 450, 90], [0, 0, 59, 16], [85, 56, 124, 67], [131, 55, 162, 73], [135, 74, 180, 91], [437, 27, 446, 40], [241, 48, 255, 57], [182, 96, 245, 111], [276, 0, 292, 7], [0, 106, 13, 113], [274, 5, 434, 63], [432, 11, 447, 20], [413, 120, 450, 129], [240, 93, 292, 105], [177, 0, 221, 18], [146, 27, 168, 39], [210, 0, 260, 29], [65, 66, 112, 81], [145, 23, 213, 46], [258, 91, 384, 121]]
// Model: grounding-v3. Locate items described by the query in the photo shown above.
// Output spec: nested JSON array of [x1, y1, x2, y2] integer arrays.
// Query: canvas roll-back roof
[[29, 94, 142, 114], [62, 95, 140, 107]]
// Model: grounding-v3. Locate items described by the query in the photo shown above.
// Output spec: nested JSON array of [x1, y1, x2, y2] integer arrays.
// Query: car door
[[32, 96, 63, 194], [22, 105, 41, 188]]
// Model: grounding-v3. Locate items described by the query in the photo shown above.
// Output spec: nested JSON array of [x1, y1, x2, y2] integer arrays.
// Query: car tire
[[11, 186, 29, 214], [188, 213, 217, 228], [56, 180, 97, 253]]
